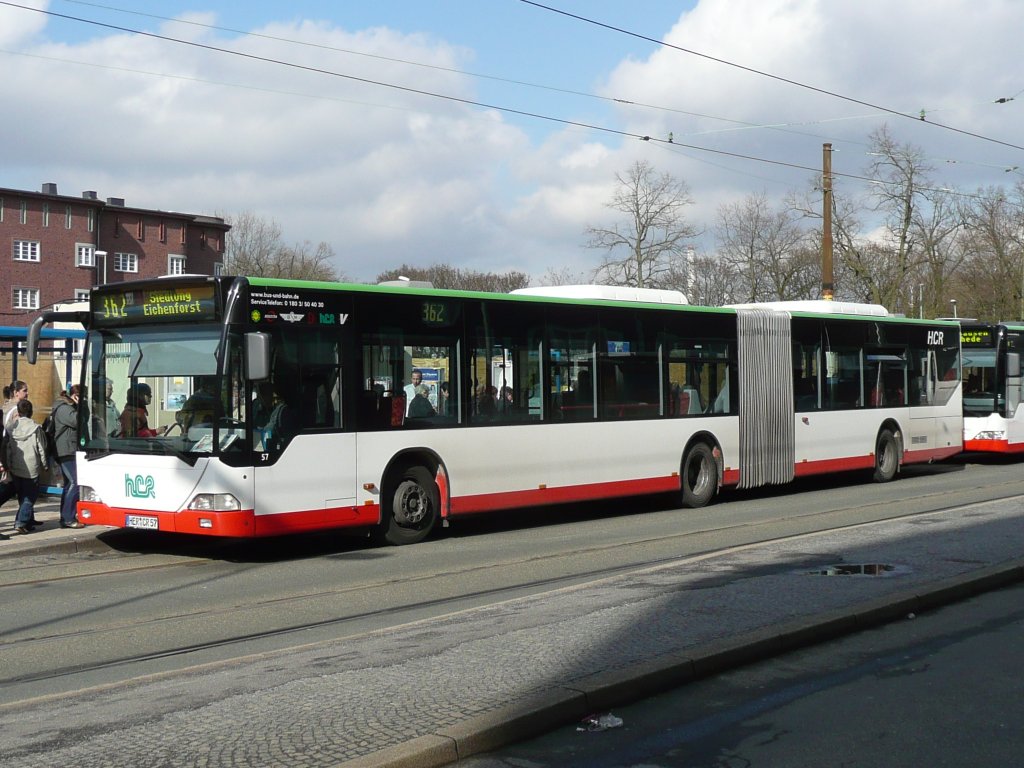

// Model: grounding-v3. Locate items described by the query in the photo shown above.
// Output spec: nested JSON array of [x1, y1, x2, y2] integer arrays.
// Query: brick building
[[0, 182, 231, 327]]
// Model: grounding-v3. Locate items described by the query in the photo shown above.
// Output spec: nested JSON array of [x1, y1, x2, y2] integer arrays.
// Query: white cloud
[[4, 1, 1024, 283], [0, 0, 47, 47]]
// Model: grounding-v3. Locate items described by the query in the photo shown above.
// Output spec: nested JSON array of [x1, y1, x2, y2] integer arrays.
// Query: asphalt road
[[0, 458, 1019, 703], [1, 456, 1023, 766], [462, 580, 1024, 767]]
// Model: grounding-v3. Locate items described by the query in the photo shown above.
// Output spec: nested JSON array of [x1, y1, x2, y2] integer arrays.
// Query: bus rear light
[[188, 493, 241, 512]]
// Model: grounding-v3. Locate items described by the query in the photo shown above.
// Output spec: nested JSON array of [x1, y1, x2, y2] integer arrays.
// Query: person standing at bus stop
[[52, 386, 85, 529], [4, 400, 48, 535], [1, 381, 37, 530], [3, 380, 28, 432]]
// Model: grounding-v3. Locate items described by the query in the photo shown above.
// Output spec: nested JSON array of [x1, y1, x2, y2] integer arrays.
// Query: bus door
[[909, 336, 961, 452], [251, 325, 355, 528]]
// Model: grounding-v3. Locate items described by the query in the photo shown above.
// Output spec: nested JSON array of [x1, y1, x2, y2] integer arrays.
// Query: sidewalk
[[2, 496, 1024, 766], [0, 492, 109, 556]]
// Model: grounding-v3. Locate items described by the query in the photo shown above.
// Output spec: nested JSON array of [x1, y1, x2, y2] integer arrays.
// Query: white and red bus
[[28, 276, 962, 545], [959, 321, 1024, 453]]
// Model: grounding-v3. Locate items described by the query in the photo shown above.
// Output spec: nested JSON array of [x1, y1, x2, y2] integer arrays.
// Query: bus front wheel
[[872, 428, 900, 483], [681, 442, 717, 508], [379, 466, 439, 545]]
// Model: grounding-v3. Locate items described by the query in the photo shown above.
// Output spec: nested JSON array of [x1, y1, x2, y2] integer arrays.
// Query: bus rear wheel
[[872, 428, 900, 483], [379, 466, 439, 546], [681, 442, 717, 508]]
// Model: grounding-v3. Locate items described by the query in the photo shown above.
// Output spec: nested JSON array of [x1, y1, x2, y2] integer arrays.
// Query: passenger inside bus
[[254, 382, 299, 451], [407, 384, 436, 419], [175, 376, 217, 430], [119, 383, 164, 437]]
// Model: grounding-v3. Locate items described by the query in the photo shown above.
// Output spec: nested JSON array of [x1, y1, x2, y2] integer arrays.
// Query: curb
[[342, 558, 1024, 767]]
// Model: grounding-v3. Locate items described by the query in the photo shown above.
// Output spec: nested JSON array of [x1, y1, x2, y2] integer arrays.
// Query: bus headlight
[[79, 485, 102, 503], [188, 493, 242, 512]]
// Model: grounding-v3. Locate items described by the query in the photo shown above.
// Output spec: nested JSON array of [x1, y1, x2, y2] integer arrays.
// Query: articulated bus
[[959, 321, 1024, 453], [28, 276, 962, 545]]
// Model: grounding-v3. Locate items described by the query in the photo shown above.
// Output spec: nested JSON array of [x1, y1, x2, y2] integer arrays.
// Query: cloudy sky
[[2, 0, 1023, 282]]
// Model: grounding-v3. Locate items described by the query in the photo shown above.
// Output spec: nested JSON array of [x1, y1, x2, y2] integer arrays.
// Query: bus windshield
[[962, 348, 999, 416], [83, 326, 247, 459]]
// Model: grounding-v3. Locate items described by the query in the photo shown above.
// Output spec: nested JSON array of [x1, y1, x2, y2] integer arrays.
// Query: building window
[[168, 254, 186, 275], [13, 240, 40, 261], [66, 205, 73, 229], [87, 209, 95, 232], [74, 289, 90, 302], [13, 288, 40, 310], [20, 201, 27, 224], [0, 198, 4, 222], [213, 262, 224, 277], [113, 252, 138, 273], [76, 243, 95, 267], [137, 219, 144, 241], [159, 221, 167, 243], [42, 204, 50, 227]]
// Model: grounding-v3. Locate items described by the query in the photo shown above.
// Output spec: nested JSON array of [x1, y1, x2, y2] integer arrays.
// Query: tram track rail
[[2, 460, 1023, 700]]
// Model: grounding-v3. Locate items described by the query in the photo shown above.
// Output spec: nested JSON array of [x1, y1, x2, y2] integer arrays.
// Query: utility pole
[[822, 143, 834, 301]]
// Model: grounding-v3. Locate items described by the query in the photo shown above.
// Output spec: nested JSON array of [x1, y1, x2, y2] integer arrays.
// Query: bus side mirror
[[245, 332, 271, 380], [1009, 352, 1021, 379], [26, 316, 45, 365]]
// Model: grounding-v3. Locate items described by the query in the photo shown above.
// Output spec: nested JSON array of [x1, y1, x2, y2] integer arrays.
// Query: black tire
[[378, 466, 439, 546], [872, 428, 900, 483], [681, 442, 717, 508]]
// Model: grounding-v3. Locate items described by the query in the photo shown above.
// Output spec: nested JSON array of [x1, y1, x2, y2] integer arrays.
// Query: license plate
[[125, 514, 159, 530]]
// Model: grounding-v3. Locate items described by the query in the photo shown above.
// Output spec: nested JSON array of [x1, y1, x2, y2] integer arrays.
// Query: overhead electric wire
[[51, 0, 1024, 167], [0, 0, 1009, 200], [520, 0, 1024, 154], [54, 0, 901, 145]]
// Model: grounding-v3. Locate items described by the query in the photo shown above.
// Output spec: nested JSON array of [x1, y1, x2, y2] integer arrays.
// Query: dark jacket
[[52, 399, 78, 460]]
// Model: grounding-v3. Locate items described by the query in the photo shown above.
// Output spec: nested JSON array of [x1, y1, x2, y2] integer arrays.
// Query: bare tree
[[911, 189, 969, 319], [955, 184, 1024, 320], [224, 211, 343, 281], [586, 160, 698, 288], [376, 264, 530, 293], [683, 250, 738, 306], [715, 192, 818, 302], [539, 265, 591, 286]]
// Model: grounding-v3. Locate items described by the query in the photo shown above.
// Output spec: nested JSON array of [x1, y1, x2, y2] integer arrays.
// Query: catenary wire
[[519, 0, 1024, 153], [0, 1, 1008, 200]]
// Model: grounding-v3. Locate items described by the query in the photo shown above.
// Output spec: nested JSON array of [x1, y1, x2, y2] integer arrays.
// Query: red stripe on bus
[[448, 475, 682, 515], [793, 455, 876, 477], [903, 446, 962, 463], [964, 439, 1024, 454], [76, 502, 380, 537]]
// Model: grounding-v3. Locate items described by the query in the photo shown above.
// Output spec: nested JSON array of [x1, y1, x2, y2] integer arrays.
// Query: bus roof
[[726, 300, 890, 317], [511, 285, 688, 304]]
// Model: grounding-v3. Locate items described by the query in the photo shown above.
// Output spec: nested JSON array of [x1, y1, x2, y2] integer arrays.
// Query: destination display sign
[[92, 283, 218, 326], [961, 328, 995, 347]]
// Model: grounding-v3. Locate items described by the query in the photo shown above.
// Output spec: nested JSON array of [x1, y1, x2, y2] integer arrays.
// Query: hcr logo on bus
[[125, 473, 156, 499], [927, 330, 944, 346]]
